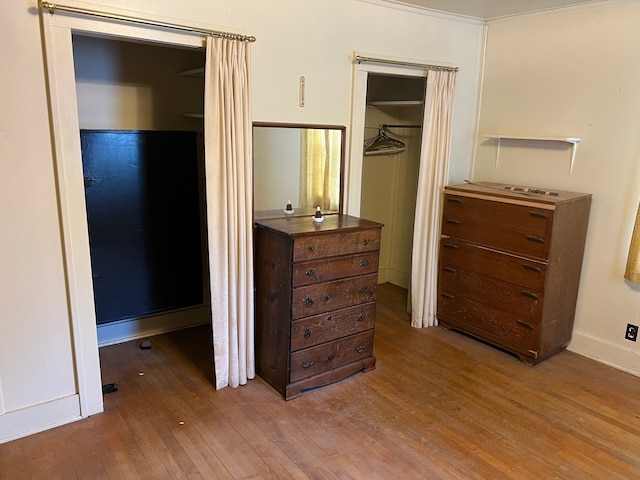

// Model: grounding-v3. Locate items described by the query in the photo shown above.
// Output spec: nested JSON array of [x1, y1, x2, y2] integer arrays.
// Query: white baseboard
[[0, 395, 81, 444], [97, 305, 210, 347], [568, 330, 640, 377], [377, 268, 410, 289]]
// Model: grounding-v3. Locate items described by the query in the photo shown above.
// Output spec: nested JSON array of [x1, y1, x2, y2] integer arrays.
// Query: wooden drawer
[[438, 296, 540, 352], [439, 238, 547, 291], [443, 194, 553, 231], [289, 331, 374, 383], [293, 228, 381, 262], [439, 265, 543, 320], [293, 252, 379, 287], [292, 273, 378, 319], [442, 195, 552, 258], [291, 302, 376, 351]]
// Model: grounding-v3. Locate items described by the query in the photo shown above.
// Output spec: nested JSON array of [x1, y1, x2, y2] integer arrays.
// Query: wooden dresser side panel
[[539, 195, 592, 356], [255, 227, 292, 396]]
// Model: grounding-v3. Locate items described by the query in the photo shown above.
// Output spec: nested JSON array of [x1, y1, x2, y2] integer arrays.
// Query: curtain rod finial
[[40, 1, 55, 12]]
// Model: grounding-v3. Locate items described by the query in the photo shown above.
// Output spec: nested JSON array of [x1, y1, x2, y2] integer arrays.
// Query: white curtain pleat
[[410, 69, 458, 328], [204, 36, 255, 388], [299, 129, 341, 211]]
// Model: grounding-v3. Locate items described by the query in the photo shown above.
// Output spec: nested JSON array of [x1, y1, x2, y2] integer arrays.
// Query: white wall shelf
[[484, 134, 581, 174]]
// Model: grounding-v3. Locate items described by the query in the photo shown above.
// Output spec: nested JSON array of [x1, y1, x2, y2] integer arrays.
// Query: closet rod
[[39, 1, 257, 42], [355, 55, 458, 72]]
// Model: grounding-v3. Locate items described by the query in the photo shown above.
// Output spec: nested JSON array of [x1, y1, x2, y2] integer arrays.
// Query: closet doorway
[[360, 74, 426, 292], [72, 35, 210, 347], [347, 61, 429, 312], [42, 11, 211, 417]]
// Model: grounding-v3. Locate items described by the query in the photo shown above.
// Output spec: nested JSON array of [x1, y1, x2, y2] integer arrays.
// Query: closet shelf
[[483, 134, 581, 175], [367, 100, 423, 107], [178, 67, 204, 78]]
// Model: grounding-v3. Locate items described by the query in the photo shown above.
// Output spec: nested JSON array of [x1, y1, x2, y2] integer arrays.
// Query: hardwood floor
[[2, 283, 640, 479]]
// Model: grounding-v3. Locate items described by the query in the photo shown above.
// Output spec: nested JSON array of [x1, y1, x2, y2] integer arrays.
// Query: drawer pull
[[355, 344, 366, 353], [305, 268, 316, 277], [447, 197, 462, 203], [526, 235, 545, 244], [304, 297, 314, 307], [440, 293, 455, 299], [303, 327, 312, 339], [309, 246, 315, 252], [356, 313, 366, 322], [443, 266, 457, 273], [523, 264, 542, 273], [529, 211, 548, 220], [302, 360, 314, 369], [360, 259, 370, 267], [521, 290, 539, 300], [516, 319, 534, 330], [327, 355, 335, 361], [327, 315, 333, 321], [363, 239, 371, 246], [359, 285, 368, 293], [445, 218, 460, 225], [443, 243, 459, 250]]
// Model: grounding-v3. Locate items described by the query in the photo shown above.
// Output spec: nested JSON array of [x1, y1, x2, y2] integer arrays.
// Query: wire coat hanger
[[363, 125, 406, 156]]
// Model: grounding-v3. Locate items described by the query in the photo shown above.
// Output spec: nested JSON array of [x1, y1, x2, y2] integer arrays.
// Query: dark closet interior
[[72, 34, 207, 332]]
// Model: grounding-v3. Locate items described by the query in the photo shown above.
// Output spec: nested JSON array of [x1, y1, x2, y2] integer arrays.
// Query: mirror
[[253, 122, 345, 219]]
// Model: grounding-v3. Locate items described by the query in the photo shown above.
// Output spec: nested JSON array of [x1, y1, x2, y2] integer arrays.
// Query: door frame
[[345, 53, 431, 217], [41, 8, 206, 417]]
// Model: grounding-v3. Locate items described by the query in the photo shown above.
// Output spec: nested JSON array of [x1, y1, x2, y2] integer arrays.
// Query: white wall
[[474, 0, 640, 374], [253, 127, 301, 210], [0, 0, 482, 442], [0, 0, 78, 438]]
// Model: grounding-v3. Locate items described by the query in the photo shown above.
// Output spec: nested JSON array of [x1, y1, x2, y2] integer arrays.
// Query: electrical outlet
[[625, 324, 638, 342]]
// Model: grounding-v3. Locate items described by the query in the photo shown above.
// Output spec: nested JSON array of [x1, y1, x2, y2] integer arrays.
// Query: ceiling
[[381, 0, 607, 20]]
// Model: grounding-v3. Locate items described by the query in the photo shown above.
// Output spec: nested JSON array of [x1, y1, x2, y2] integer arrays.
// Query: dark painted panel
[[81, 130, 203, 324]]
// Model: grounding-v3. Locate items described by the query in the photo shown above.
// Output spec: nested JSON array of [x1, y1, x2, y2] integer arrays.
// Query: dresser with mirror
[[252, 123, 383, 398]]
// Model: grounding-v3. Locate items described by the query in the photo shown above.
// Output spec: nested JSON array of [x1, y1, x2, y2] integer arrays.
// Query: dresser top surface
[[255, 214, 382, 236], [445, 181, 591, 206]]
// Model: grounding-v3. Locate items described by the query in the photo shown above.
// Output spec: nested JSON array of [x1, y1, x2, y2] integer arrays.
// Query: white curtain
[[204, 36, 255, 388], [410, 69, 458, 328], [299, 129, 342, 211]]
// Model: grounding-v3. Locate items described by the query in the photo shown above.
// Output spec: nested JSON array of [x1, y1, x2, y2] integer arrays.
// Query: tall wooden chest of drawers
[[437, 182, 591, 365], [255, 214, 383, 399]]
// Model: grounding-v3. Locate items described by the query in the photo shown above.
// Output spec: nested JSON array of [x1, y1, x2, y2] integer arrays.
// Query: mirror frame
[[252, 122, 346, 220]]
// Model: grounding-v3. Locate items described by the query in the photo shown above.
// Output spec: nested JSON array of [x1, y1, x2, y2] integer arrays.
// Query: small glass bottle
[[313, 205, 323, 223], [284, 200, 294, 215]]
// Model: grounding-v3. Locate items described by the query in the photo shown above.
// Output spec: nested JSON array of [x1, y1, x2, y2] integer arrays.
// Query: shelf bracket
[[568, 141, 579, 175]]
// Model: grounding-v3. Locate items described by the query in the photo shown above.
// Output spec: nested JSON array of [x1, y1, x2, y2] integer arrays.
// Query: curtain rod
[[39, 1, 257, 42], [355, 55, 458, 72]]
